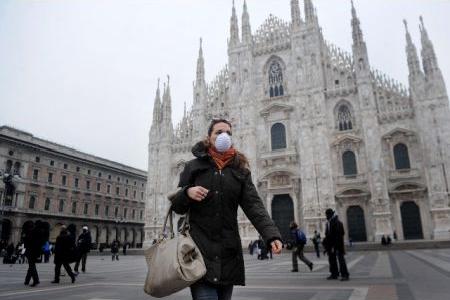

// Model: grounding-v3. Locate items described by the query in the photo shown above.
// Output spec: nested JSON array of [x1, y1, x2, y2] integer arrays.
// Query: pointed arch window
[[13, 162, 21, 176], [5, 160, 12, 173], [343, 151, 357, 176], [271, 123, 287, 150], [269, 61, 284, 97], [337, 105, 353, 131], [44, 198, 51, 211], [394, 143, 410, 170]]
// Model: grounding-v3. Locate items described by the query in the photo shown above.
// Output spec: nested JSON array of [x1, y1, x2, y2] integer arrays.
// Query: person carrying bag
[[144, 199, 206, 298]]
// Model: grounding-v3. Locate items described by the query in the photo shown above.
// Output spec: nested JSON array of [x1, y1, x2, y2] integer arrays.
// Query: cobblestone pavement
[[0, 249, 449, 300]]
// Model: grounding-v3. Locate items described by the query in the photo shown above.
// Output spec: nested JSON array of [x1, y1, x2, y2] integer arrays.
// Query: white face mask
[[215, 132, 232, 153]]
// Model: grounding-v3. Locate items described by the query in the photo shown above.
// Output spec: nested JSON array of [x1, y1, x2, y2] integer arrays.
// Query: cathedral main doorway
[[346, 206, 367, 242], [271, 194, 294, 242], [401, 201, 423, 240]]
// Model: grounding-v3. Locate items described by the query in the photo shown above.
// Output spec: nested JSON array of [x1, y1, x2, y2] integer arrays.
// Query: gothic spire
[[403, 20, 423, 79], [351, 0, 364, 47], [229, 0, 240, 47], [196, 38, 205, 85], [304, 0, 317, 24], [161, 75, 172, 125], [351, 0, 370, 73], [241, 0, 252, 44], [291, 0, 301, 30], [151, 78, 161, 129], [419, 16, 439, 76]]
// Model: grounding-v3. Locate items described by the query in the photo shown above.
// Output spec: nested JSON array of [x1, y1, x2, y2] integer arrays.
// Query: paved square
[[1, 249, 449, 300]]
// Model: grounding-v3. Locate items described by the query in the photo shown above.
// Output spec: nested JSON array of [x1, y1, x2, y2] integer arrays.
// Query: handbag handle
[[160, 206, 191, 239]]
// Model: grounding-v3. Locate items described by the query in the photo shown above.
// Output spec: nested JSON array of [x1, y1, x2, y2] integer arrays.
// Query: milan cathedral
[[144, 0, 450, 246]]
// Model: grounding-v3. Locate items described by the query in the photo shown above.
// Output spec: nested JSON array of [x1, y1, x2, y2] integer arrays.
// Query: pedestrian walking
[[74, 226, 92, 273], [42, 241, 51, 263], [289, 221, 313, 272], [23, 221, 45, 287], [322, 208, 349, 281], [111, 240, 119, 261], [3, 243, 14, 264], [171, 118, 283, 300], [311, 230, 321, 258], [18, 242, 26, 264], [122, 242, 127, 255], [52, 226, 76, 284]]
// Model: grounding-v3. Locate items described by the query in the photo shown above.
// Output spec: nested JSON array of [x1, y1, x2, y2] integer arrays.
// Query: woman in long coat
[[52, 226, 76, 283], [172, 118, 283, 300]]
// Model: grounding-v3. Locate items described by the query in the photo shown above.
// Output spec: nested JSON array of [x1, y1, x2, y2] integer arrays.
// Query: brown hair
[[207, 118, 232, 136], [205, 119, 249, 170]]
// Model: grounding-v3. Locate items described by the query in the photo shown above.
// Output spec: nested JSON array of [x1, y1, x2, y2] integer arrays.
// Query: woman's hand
[[271, 240, 283, 254], [187, 186, 209, 202]]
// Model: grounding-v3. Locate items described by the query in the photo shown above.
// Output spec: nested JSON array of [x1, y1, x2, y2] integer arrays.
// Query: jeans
[[292, 245, 312, 271], [190, 281, 233, 300]]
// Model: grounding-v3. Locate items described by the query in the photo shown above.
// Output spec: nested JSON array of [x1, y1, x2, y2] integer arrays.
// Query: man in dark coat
[[322, 208, 349, 281], [111, 240, 119, 261], [23, 221, 45, 287], [171, 119, 282, 300], [52, 226, 76, 283], [74, 226, 91, 273]]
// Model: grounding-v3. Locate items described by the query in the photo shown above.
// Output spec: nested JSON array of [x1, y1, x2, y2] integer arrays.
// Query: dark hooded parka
[[171, 141, 282, 286]]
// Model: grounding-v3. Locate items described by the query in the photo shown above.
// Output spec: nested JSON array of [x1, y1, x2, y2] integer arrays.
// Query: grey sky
[[1, 0, 449, 170]]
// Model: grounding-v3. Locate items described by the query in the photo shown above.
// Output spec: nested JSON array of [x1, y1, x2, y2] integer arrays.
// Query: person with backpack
[[289, 221, 313, 272]]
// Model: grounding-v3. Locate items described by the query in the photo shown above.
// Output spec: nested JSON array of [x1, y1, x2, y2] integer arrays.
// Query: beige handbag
[[144, 205, 206, 298]]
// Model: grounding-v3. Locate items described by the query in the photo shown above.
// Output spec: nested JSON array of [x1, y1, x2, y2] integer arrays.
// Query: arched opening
[[120, 228, 126, 243], [50, 223, 64, 243], [111, 227, 117, 243], [22, 220, 34, 236], [342, 151, 357, 176], [271, 123, 287, 150], [394, 143, 411, 170], [401, 201, 423, 240], [271, 194, 295, 242], [99, 227, 107, 245], [1, 219, 12, 242], [136, 230, 142, 248], [91, 226, 98, 244], [131, 229, 136, 247], [346, 206, 367, 242]]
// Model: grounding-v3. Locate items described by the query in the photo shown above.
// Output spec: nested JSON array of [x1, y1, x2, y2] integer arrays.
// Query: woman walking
[[23, 221, 45, 287], [52, 226, 76, 284], [171, 118, 283, 300]]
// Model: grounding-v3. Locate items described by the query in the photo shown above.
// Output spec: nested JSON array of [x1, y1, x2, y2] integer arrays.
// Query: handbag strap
[[160, 206, 191, 239], [179, 210, 190, 235], [161, 207, 175, 239]]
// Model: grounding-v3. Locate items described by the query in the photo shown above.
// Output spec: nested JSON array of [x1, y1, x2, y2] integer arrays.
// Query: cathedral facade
[[145, 0, 450, 246]]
